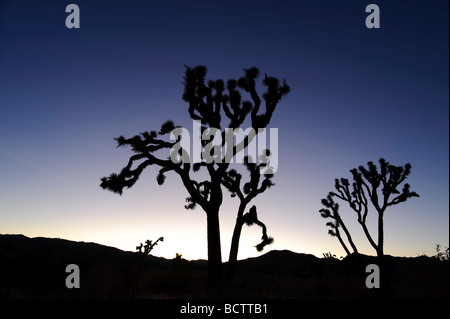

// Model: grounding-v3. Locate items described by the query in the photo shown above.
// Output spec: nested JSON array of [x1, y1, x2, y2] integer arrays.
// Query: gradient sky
[[0, 0, 448, 261]]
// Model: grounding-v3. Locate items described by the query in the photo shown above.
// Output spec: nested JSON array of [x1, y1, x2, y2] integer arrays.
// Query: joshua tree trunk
[[377, 211, 384, 259], [376, 210, 392, 296], [226, 202, 247, 282], [206, 206, 223, 290]]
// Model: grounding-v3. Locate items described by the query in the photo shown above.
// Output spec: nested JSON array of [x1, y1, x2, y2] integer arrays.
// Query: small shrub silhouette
[[433, 244, 449, 262], [130, 237, 163, 299]]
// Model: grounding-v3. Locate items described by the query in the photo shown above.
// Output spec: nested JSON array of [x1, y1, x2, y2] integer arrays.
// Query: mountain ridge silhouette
[[0, 234, 447, 298], [0, 234, 321, 263]]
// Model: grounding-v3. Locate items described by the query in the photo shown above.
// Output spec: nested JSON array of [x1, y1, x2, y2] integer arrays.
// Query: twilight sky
[[0, 0, 448, 261]]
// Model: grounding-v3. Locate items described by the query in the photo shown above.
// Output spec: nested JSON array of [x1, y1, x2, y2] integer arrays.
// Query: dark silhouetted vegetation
[[319, 158, 420, 294], [100, 66, 289, 289], [131, 237, 163, 299], [1, 235, 447, 299]]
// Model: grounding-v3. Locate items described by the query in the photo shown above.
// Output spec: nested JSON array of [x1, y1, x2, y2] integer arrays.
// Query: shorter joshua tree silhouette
[[130, 236, 163, 299], [320, 159, 419, 260], [320, 158, 419, 293]]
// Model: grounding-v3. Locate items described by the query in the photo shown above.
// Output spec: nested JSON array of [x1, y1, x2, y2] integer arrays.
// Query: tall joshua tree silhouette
[[100, 65, 289, 289], [320, 158, 419, 291]]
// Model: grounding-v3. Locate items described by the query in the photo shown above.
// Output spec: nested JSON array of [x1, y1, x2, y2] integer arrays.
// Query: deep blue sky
[[0, 0, 448, 260]]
